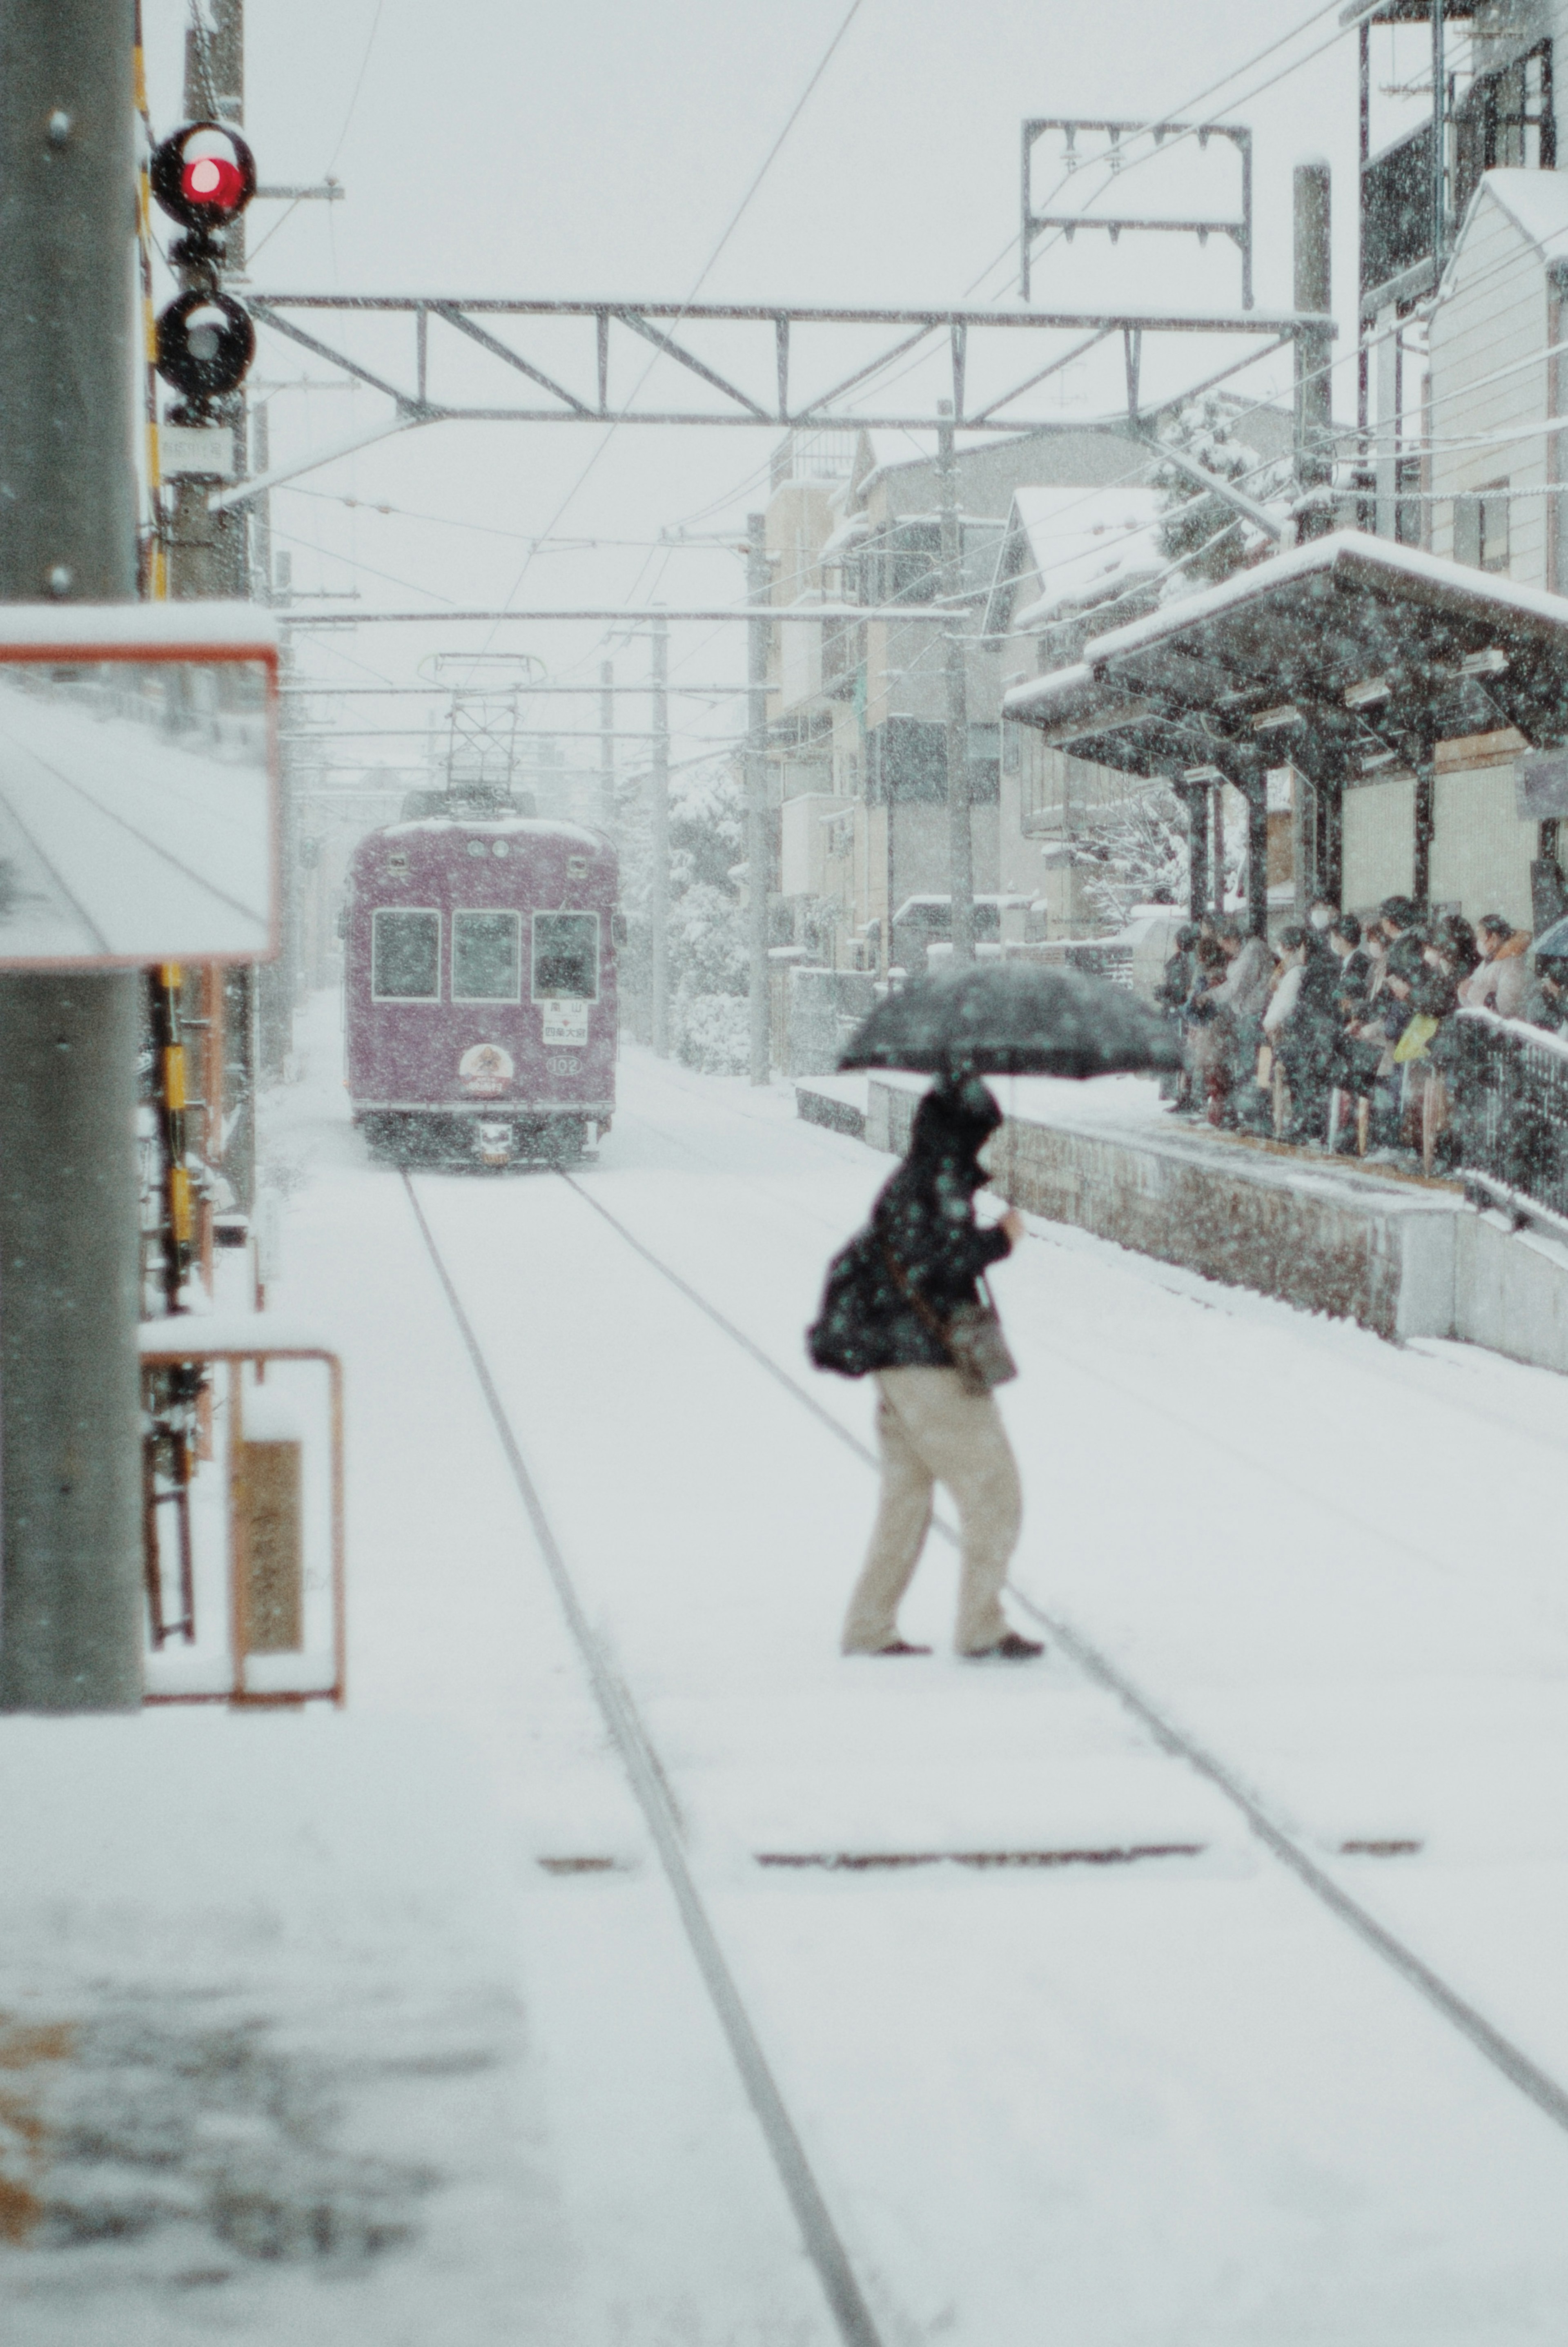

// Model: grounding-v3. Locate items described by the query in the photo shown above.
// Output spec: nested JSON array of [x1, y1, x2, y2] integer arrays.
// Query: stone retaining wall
[[809, 1074, 1568, 1374]]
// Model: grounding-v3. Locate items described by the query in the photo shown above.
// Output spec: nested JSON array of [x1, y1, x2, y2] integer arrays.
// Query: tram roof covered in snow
[[1001, 530, 1568, 798]]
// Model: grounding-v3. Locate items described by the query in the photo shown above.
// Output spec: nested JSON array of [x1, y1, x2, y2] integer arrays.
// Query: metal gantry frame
[[217, 292, 1325, 514], [1020, 119, 1255, 307]]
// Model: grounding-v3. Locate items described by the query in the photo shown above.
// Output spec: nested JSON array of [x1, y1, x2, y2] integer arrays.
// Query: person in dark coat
[[810, 1075, 1040, 1661]]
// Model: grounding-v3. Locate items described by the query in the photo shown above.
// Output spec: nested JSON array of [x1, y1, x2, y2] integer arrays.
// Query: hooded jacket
[[1462, 930, 1530, 1020], [807, 1077, 1013, 1377]]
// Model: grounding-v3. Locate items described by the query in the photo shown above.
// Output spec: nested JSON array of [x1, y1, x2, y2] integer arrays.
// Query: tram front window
[[452, 909, 522, 1002], [372, 907, 440, 1000], [532, 911, 599, 1000]]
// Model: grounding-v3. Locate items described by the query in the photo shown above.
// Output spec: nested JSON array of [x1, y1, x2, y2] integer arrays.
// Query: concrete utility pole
[[746, 514, 771, 1084], [0, 0, 143, 1709], [936, 402, 975, 965], [650, 613, 670, 1054], [1292, 160, 1334, 524]]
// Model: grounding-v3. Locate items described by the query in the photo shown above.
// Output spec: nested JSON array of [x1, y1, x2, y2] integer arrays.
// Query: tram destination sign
[[0, 604, 277, 968]]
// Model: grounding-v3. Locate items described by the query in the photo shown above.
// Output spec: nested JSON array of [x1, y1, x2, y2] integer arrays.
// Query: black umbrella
[[839, 959, 1181, 1079]]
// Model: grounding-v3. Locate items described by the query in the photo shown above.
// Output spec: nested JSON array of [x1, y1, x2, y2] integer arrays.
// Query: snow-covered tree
[[1070, 778, 1245, 929], [1149, 397, 1290, 593], [1071, 782, 1189, 929], [669, 762, 749, 1074]]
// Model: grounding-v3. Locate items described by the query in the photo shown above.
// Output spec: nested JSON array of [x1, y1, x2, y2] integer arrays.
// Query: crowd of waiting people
[[1155, 897, 1568, 1171]]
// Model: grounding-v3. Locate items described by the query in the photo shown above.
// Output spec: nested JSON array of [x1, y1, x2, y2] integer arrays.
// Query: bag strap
[[880, 1240, 952, 1348]]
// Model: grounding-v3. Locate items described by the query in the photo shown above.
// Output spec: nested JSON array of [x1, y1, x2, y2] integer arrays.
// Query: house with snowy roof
[[1359, 165, 1568, 934]]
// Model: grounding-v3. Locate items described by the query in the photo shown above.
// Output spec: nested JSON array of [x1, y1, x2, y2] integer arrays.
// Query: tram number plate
[[540, 1000, 588, 1048], [546, 1053, 580, 1076]]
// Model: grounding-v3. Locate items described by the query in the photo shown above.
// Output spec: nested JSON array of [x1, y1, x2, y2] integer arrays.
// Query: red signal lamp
[[183, 152, 246, 213], [151, 121, 257, 232]]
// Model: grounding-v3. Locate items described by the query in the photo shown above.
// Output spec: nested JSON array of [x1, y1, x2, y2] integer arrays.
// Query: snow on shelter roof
[[1002, 528, 1568, 798]]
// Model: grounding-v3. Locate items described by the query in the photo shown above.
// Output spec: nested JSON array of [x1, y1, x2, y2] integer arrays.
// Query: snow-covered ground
[[8, 991, 1568, 2344]]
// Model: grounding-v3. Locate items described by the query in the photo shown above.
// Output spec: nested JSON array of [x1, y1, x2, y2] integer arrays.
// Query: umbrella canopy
[[839, 960, 1182, 1079], [1534, 914, 1568, 960]]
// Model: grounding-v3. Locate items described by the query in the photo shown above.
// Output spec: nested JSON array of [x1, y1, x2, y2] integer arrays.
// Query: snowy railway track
[[402, 1172, 887, 2347], [404, 1149, 1568, 2340], [566, 1166, 1568, 2141]]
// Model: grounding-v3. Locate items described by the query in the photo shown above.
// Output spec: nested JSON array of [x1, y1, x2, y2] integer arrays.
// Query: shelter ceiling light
[[1459, 646, 1509, 677], [1359, 749, 1398, 773], [1183, 763, 1225, 784], [1343, 677, 1391, 709], [1251, 704, 1304, 732]]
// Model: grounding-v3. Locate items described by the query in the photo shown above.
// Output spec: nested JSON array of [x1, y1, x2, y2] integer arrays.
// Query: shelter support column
[[1414, 761, 1434, 908], [1180, 786, 1209, 925], [1245, 784, 1269, 938]]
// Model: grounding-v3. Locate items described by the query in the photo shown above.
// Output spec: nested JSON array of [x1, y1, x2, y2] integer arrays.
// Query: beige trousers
[[842, 1366, 1022, 1656]]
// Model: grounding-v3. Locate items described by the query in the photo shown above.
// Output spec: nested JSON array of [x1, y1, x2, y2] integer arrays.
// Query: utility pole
[[169, 0, 268, 1162], [599, 659, 615, 837], [0, 0, 143, 1709], [936, 402, 974, 964], [746, 513, 771, 1084], [1292, 160, 1333, 529], [650, 613, 670, 1054]]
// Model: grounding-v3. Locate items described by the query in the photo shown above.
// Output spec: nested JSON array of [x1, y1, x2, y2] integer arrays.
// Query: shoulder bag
[[882, 1242, 1018, 1397]]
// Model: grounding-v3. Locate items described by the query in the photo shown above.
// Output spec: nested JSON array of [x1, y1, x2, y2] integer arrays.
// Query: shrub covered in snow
[[675, 990, 750, 1074]]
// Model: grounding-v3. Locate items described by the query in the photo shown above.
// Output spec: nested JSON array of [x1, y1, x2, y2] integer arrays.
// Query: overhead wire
[[457, 0, 869, 694]]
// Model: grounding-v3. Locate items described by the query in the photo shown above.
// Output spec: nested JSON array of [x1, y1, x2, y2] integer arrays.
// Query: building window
[[1453, 483, 1510, 575], [452, 909, 522, 1003], [371, 907, 440, 1001], [1454, 42, 1555, 221]]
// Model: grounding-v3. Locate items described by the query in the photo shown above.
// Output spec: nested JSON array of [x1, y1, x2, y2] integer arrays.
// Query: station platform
[[798, 1070, 1568, 1378]]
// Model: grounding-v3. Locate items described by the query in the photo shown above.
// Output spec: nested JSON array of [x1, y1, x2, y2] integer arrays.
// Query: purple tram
[[344, 799, 619, 1168]]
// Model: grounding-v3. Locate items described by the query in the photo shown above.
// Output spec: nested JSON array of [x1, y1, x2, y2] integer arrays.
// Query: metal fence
[[1446, 1006, 1568, 1227]]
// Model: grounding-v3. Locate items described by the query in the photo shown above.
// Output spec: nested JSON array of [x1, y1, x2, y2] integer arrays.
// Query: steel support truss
[[228, 293, 1327, 508]]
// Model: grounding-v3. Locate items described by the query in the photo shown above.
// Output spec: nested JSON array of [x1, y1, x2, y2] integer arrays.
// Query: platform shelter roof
[[1001, 530, 1568, 800]]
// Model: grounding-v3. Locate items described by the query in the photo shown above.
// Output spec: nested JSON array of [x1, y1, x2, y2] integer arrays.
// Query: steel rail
[[554, 1169, 1568, 2143], [401, 1175, 889, 2347]]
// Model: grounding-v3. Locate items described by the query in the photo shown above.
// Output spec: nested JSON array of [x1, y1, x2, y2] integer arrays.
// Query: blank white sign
[[0, 660, 273, 965]]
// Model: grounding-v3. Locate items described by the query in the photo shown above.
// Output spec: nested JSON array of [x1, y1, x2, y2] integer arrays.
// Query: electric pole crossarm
[[1138, 431, 1287, 539]]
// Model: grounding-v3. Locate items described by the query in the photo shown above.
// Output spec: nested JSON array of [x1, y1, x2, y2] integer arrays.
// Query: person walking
[[808, 1075, 1041, 1662]]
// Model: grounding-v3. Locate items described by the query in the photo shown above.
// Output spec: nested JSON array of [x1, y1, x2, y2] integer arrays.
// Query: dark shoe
[[875, 1638, 932, 1656], [962, 1632, 1044, 1662]]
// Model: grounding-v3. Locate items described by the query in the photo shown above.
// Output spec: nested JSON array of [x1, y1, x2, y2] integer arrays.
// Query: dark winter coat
[[807, 1078, 1013, 1378]]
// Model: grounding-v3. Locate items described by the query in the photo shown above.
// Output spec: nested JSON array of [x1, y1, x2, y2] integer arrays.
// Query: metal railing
[[1447, 1006, 1568, 1229]]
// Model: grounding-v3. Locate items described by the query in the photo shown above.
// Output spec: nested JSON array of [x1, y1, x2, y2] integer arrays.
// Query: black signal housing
[[155, 291, 256, 403]]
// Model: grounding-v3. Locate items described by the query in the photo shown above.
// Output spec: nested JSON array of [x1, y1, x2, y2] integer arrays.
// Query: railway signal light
[[155, 290, 256, 402], [149, 122, 256, 240]]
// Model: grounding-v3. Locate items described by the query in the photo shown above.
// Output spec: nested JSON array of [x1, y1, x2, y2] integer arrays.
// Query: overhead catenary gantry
[[216, 294, 1332, 509]]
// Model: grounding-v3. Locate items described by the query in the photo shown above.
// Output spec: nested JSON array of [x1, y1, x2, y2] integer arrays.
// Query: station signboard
[[0, 603, 277, 968]]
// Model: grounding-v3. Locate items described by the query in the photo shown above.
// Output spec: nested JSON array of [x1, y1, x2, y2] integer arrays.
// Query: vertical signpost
[[0, 0, 143, 1709]]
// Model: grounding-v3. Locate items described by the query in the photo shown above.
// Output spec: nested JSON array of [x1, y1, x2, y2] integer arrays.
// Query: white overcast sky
[[143, 2, 1438, 771]]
